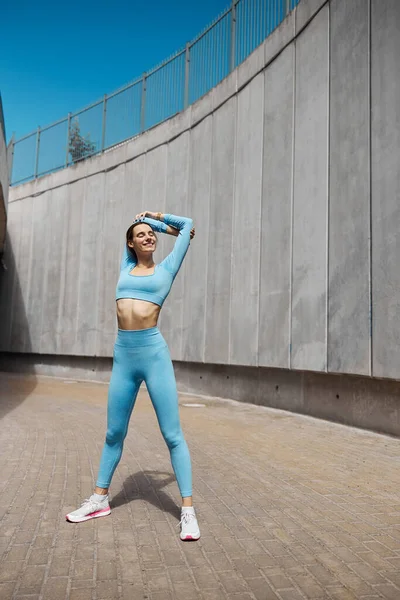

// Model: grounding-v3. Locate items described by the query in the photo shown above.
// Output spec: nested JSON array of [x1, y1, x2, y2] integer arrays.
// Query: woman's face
[[128, 223, 157, 255]]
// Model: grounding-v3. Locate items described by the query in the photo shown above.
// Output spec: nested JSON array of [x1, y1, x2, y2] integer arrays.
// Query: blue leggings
[[96, 327, 192, 497]]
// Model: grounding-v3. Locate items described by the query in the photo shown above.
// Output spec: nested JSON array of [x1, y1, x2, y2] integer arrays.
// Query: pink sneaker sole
[[180, 532, 201, 541], [66, 507, 111, 523]]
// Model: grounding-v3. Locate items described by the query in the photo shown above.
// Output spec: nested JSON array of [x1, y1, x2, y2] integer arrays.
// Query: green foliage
[[68, 119, 96, 163]]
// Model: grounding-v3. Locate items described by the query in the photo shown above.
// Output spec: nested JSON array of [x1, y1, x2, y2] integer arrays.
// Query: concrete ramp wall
[[0, 96, 8, 255], [2, 0, 400, 434]]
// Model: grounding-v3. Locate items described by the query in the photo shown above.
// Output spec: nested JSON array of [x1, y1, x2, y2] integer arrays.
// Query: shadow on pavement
[[0, 374, 37, 420], [0, 230, 37, 420], [111, 471, 180, 520]]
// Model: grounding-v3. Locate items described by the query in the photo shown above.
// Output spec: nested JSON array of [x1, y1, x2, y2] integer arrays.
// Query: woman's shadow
[[110, 470, 181, 520]]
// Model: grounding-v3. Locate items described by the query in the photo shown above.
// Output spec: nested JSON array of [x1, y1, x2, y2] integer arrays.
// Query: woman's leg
[[66, 345, 140, 523], [144, 345, 192, 502], [145, 343, 200, 540], [96, 347, 141, 489]]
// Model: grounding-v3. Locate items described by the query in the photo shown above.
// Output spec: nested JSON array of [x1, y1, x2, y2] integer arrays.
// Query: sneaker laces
[[179, 512, 196, 527], [81, 498, 100, 511]]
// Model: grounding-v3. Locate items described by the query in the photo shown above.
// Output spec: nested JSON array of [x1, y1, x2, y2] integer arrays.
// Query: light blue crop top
[[116, 213, 193, 307]]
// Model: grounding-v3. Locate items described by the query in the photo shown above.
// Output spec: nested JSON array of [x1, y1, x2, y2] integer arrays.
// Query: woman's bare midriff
[[116, 298, 161, 330]]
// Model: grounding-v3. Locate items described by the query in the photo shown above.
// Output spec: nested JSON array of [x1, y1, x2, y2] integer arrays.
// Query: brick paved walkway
[[1, 374, 400, 600]]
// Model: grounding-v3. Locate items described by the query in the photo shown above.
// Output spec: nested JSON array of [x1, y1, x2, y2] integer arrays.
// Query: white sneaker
[[179, 507, 200, 541], [66, 495, 111, 523]]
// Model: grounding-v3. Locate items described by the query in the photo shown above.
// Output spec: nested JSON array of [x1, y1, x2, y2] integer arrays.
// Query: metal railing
[[10, 0, 300, 186]]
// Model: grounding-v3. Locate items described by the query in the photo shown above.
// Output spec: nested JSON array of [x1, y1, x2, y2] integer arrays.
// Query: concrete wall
[[3, 0, 400, 387], [0, 97, 8, 254]]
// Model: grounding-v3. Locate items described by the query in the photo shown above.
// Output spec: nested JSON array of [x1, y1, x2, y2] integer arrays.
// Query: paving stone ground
[[1, 373, 400, 600]]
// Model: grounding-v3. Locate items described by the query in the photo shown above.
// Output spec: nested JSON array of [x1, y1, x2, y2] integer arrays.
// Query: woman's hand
[[134, 211, 159, 221]]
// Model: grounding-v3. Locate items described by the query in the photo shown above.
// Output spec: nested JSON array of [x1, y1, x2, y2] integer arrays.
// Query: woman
[[66, 211, 200, 541]]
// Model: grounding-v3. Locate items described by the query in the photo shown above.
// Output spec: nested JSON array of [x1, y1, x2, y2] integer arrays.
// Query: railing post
[[286, 0, 290, 15], [230, 0, 237, 73], [184, 43, 191, 110], [140, 73, 147, 132], [34, 127, 41, 179], [101, 95, 107, 152], [65, 113, 71, 167]]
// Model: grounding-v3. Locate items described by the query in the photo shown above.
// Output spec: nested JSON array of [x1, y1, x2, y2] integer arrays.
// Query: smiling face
[[127, 223, 157, 257]]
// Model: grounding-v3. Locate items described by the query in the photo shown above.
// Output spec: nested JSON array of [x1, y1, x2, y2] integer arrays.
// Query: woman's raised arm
[[159, 214, 193, 277]]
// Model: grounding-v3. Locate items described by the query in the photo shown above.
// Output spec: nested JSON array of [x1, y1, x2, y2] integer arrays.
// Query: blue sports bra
[[116, 214, 193, 307]]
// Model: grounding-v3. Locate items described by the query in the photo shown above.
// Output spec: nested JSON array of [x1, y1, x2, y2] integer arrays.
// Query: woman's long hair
[[125, 221, 157, 263]]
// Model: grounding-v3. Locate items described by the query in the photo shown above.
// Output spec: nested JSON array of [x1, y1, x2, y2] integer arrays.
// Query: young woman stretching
[[66, 211, 200, 541]]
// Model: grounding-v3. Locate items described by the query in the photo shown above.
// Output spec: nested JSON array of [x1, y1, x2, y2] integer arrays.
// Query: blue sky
[[1, 0, 229, 141]]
